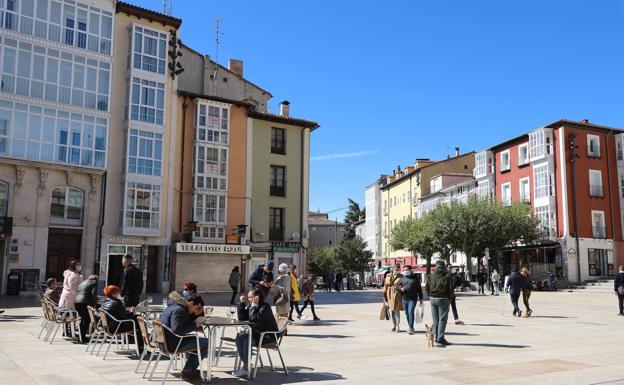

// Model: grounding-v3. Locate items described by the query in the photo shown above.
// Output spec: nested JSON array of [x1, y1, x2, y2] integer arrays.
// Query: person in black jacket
[[75, 275, 99, 342], [615, 265, 624, 316], [397, 265, 423, 334], [120, 254, 143, 307], [476, 266, 487, 295], [234, 287, 279, 377], [447, 264, 464, 325], [100, 285, 143, 353], [506, 268, 525, 317]]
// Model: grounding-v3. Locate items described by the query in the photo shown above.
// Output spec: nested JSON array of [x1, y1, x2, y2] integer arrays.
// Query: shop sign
[[176, 242, 250, 254], [272, 242, 301, 253]]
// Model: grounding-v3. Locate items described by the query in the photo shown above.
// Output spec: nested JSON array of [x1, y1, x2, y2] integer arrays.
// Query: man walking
[[491, 269, 500, 296], [120, 254, 143, 307], [615, 265, 624, 316], [506, 267, 525, 317], [398, 265, 424, 334], [425, 260, 454, 346], [447, 263, 464, 325], [476, 266, 487, 295]]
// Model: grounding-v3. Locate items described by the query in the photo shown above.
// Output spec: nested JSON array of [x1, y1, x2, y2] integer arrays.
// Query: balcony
[[269, 228, 284, 241], [592, 225, 606, 239], [270, 185, 285, 197], [589, 185, 604, 198]]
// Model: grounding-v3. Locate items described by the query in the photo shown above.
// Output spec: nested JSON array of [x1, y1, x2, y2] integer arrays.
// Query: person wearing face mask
[[59, 259, 83, 310], [101, 285, 144, 354], [383, 263, 403, 332], [397, 265, 423, 335]]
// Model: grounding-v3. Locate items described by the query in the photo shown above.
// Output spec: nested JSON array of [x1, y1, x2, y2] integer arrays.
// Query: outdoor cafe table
[[202, 316, 251, 381], [132, 304, 166, 319]]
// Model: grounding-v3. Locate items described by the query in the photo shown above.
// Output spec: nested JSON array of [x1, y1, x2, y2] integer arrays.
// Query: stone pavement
[[1, 289, 624, 385]]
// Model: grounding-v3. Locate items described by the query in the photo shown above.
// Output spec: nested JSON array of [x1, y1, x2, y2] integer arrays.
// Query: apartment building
[[0, 0, 115, 293], [364, 176, 386, 266], [380, 151, 475, 267], [476, 119, 624, 284], [308, 211, 346, 248]]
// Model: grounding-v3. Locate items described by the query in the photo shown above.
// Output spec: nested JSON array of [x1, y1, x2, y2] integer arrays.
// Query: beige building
[[380, 152, 475, 267]]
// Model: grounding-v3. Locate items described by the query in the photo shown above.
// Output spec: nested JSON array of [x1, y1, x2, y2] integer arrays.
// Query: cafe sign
[[272, 242, 301, 253], [176, 242, 250, 254]]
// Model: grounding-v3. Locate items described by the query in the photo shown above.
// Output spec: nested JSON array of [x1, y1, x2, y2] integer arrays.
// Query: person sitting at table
[[44, 278, 60, 304], [101, 285, 144, 354], [160, 291, 208, 380], [233, 287, 279, 377], [182, 282, 197, 299]]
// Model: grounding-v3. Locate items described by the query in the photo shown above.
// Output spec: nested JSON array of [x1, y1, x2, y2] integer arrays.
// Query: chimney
[[279, 100, 290, 117], [455, 147, 460, 157], [580, 119, 589, 124], [228, 59, 243, 77]]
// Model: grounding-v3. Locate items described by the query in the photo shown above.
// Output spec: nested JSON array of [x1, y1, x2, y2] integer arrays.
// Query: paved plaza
[[1, 290, 623, 385]]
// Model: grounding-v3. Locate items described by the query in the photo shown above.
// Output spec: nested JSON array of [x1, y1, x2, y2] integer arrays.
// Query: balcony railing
[[592, 225, 606, 239], [269, 228, 284, 241], [589, 184, 604, 198]]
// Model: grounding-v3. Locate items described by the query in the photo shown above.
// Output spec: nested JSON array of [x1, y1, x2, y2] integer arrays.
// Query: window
[[130, 78, 164, 125], [132, 26, 167, 75], [618, 140, 623, 161], [589, 169, 603, 197], [588, 248, 609, 276], [0, 181, 8, 216], [50, 186, 83, 225], [519, 178, 530, 202], [270, 166, 285, 197], [591, 210, 606, 239], [533, 163, 549, 199], [194, 144, 227, 190], [196, 102, 229, 144], [127, 129, 162, 176], [501, 183, 511, 206], [271, 127, 285, 154], [193, 193, 225, 223], [193, 225, 225, 241], [529, 129, 546, 160], [587, 134, 600, 157], [500, 150, 510, 172], [518, 143, 529, 166], [269, 207, 284, 241], [620, 173, 624, 199], [535, 206, 550, 237], [124, 182, 160, 229]]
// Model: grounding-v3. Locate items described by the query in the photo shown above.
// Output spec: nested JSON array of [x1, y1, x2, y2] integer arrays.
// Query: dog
[[425, 323, 435, 348]]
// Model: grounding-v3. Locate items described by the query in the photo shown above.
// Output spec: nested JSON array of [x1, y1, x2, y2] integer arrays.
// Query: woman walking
[[383, 264, 403, 332], [300, 273, 320, 321], [229, 266, 241, 305], [289, 264, 302, 321], [521, 267, 533, 317], [274, 264, 291, 317], [59, 260, 83, 310]]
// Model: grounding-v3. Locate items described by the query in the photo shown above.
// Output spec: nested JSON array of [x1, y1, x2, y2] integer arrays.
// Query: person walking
[[335, 271, 343, 292], [300, 273, 320, 320], [383, 264, 403, 332], [447, 263, 464, 325], [548, 270, 557, 291], [491, 269, 500, 296], [59, 260, 83, 310], [506, 267, 525, 317], [289, 264, 303, 321], [520, 267, 533, 317], [326, 270, 335, 292], [74, 275, 98, 342], [120, 254, 143, 307], [229, 266, 241, 305], [476, 266, 487, 295], [274, 263, 291, 317], [426, 260, 454, 346], [397, 265, 423, 334], [615, 265, 624, 316]]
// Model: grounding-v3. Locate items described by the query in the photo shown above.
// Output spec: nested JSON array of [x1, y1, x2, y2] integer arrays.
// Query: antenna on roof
[[162, 0, 172, 16], [212, 17, 224, 95]]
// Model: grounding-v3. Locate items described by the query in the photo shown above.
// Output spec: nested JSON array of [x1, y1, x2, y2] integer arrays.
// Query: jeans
[[235, 332, 252, 364], [178, 336, 208, 372], [522, 290, 532, 312], [430, 297, 451, 342], [230, 285, 238, 305], [289, 300, 301, 319], [493, 282, 500, 295], [618, 294, 624, 314], [390, 310, 401, 327], [478, 284, 485, 295], [450, 297, 459, 321], [510, 293, 521, 314], [402, 299, 416, 330]]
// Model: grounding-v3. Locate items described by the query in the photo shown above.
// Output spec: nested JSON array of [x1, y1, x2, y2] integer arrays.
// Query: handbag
[[415, 303, 424, 324]]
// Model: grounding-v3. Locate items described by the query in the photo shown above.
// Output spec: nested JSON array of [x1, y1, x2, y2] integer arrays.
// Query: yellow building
[[380, 152, 475, 266]]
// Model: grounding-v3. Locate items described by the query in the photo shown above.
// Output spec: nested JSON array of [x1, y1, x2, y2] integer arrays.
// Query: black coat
[[75, 278, 98, 306], [101, 298, 134, 332], [237, 302, 278, 344], [476, 272, 487, 285], [506, 272, 525, 295], [159, 301, 196, 350], [398, 275, 423, 301], [121, 264, 143, 307], [615, 272, 624, 292]]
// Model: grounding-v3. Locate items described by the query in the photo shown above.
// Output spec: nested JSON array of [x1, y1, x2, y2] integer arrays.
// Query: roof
[[179, 43, 273, 97], [177, 90, 255, 108], [116, 2, 182, 28], [248, 110, 320, 130], [309, 216, 345, 226]]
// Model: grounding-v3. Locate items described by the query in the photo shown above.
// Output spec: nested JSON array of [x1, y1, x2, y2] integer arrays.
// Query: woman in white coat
[[58, 260, 83, 310], [274, 263, 292, 317]]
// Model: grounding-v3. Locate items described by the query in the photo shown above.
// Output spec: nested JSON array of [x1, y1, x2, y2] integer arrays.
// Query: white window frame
[[500, 150, 510, 172], [591, 210, 606, 239], [518, 143, 529, 166], [131, 24, 167, 75], [129, 77, 165, 126], [474, 151, 487, 178], [535, 205, 550, 237], [519, 177, 530, 203], [501, 182, 511, 206], [126, 129, 162, 176], [196, 101, 229, 145], [477, 180, 489, 200], [49, 186, 83, 226], [194, 144, 227, 191], [587, 134, 601, 158], [533, 163, 549, 199], [124, 182, 160, 230], [529, 128, 546, 161], [0, 180, 7, 217], [589, 169, 603, 197]]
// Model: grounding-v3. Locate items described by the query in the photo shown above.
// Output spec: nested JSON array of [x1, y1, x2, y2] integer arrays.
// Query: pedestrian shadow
[[286, 333, 353, 339], [529, 316, 577, 319], [294, 320, 351, 327], [450, 342, 530, 349], [0, 314, 39, 322], [468, 323, 514, 327], [444, 332, 479, 336], [183, 366, 345, 384]]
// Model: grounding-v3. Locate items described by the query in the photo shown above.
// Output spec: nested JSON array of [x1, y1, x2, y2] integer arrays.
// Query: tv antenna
[[213, 17, 224, 84], [162, 0, 172, 16]]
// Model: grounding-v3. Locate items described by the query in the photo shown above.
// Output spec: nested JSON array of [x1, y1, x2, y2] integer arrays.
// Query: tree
[[307, 247, 337, 277], [335, 236, 373, 276], [388, 216, 438, 274], [343, 198, 364, 240]]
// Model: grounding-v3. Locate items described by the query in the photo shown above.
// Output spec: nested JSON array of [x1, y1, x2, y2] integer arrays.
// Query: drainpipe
[[568, 133, 582, 284], [300, 128, 305, 266], [96, 171, 107, 281], [606, 132, 616, 274], [179, 97, 188, 232]]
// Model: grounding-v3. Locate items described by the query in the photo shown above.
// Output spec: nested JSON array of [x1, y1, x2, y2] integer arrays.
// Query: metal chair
[[149, 320, 203, 385], [251, 316, 289, 378], [135, 316, 159, 376], [42, 299, 81, 344], [97, 308, 139, 359], [85, 306, 105, 354], [38, 299, 54, 340]]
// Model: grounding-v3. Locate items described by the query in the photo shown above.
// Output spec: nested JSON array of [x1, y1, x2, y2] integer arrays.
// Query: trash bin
[[6, 273, 19, 295]]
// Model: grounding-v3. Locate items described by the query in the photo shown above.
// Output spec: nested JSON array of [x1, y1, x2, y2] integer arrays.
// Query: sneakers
[[313, 316, 320, 321], [296, 314, 302, 320], [391, 326, 396, 332], [437, 338, 452, 346], [454, 320, 465, 325], [407, 328, 415, 335], [517, 311, 522, 317], [233, 368, 248, 377]]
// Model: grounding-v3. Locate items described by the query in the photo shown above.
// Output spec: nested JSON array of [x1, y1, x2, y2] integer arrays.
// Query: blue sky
[[134, 0, 624, 220]]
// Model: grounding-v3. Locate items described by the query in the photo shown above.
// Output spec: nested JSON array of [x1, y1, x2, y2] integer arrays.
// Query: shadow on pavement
[[286, 334, 353, 339], [450, 342, 530, 348], [468, 323, 514, 327], [294, 320, 351, 327], [529, 316, 577, 319]]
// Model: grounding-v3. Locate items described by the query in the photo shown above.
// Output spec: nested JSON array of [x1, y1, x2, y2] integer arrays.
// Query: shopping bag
[[379, 303, 389, 321], [415, 303, 424, 324]]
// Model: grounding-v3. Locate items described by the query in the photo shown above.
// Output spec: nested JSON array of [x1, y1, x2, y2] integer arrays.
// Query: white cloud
[[311, 150, 379, 162]]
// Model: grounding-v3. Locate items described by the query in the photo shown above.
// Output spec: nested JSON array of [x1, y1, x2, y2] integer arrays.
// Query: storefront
[[499, 241, 564, 282], [271, 241, 303, 269], [173, 242, 250, 292]]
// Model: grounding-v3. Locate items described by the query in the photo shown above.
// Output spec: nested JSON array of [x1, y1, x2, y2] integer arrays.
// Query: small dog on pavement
[[425, 324, 435, 348]]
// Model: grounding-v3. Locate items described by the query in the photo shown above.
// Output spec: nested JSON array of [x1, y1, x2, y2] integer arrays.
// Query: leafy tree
[[307, 247, 337, 277], [388, 216, 438, 274], [343, 198, 364, 240], [335, 236, 373, 276]]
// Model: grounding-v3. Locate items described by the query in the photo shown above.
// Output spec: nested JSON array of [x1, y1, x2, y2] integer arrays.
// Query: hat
[[267, 261, 275, 270], [436, 259, 446, 267], [278, 263, 289, 273]]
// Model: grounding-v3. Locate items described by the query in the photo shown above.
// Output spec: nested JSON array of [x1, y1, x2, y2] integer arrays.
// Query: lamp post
[[568, 133, 582, 284]]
